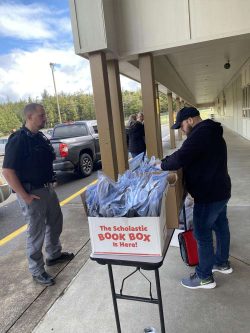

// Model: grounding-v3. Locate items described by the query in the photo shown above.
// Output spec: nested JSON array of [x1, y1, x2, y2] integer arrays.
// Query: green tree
[[159, 92, 168, 114], [0, 105, 21, 135], [122, 90, 142, 119], [0, 88, 171, 135]]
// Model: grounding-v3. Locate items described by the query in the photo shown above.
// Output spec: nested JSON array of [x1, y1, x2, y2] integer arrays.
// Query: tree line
[[0, 90, 170, 136]]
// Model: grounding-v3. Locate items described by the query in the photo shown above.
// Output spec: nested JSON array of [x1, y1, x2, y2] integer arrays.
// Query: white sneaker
[[212, 262, 233, 274]]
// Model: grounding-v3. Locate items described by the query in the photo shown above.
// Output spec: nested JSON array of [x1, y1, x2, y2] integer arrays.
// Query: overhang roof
[[119, 34, 250, 106]]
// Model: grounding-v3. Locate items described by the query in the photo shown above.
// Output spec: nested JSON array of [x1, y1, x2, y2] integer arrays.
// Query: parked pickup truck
[[50, 121, 101, 177]]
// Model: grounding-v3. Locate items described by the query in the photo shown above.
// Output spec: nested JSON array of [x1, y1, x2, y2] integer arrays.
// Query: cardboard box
[[165, 169, 185, 229], [88, 187, 168, 256], [83, 169, 184, 256]]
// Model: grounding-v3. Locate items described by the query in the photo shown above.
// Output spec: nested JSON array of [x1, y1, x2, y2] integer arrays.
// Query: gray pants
[[17, 186, 63, 276]]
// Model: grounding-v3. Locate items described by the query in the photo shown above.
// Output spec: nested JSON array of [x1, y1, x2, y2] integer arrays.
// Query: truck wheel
[[79, 153, 93, 177]]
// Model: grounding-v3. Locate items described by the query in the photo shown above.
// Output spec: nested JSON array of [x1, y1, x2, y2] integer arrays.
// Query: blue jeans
[[193, 199, 230, 279]]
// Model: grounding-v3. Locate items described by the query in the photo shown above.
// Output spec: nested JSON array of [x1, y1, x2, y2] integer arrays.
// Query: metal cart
[[90, 229, 174, 333]]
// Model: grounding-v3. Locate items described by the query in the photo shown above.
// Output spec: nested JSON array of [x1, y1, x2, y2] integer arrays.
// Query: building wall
[[116, 0, 250, 57], [215, 72, 250, 141], [69, 0, 118, 55], [70, 0, 250, 58], [114, 0, 190, 56], [189, 0, 250, 41]]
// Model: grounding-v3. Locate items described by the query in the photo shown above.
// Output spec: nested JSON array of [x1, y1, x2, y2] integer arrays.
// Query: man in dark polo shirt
[[158, 107, 232, 289], [3, 103, 74, 286]]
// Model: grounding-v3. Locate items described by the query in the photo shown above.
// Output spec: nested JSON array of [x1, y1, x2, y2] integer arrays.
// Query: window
[[242, 86, 250, 118], [53, 124, 89, 138]]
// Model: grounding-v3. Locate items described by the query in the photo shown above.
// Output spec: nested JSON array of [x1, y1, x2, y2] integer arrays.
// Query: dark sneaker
[[212, 262, 233, 274], [33, 272, 55, 286], [46, 252, 75, 266], [181, 272, 216, 289]]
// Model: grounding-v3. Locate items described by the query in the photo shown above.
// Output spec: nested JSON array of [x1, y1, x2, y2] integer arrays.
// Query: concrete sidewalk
[[31, 127, 250, 333], [33, 130, 250, 333]]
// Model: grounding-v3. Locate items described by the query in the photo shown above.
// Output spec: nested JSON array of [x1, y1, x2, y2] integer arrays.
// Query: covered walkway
[[32, 126, 250, 333]]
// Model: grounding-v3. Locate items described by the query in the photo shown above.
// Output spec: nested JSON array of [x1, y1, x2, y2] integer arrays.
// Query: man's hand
[[23, 194, 40, 205], [154, 163, 162, 170], [2, 168, 40, 204]]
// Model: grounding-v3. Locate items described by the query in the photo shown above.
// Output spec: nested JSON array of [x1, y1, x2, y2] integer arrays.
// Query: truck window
[[53, 124, 89, 138], [92, 125, 98, 134]]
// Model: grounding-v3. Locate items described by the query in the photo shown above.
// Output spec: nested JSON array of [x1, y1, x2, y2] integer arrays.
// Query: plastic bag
[[128, 152, 145, 171], [86, 156, 168, 217], [86, 183, 99, 216], [136, 172, 168, 216]]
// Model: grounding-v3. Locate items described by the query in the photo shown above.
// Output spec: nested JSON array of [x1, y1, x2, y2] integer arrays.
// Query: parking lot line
[[0, 224, 27, 246], [0, 179, 97, 247], [59, 180, 97, 207]]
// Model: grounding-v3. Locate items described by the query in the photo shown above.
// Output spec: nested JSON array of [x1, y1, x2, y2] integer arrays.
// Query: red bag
[[178, 229, 198, 266]]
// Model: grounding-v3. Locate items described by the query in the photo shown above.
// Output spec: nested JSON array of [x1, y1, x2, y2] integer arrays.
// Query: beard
[[38, 121, 46, 129], [185, 124, 193, 136]]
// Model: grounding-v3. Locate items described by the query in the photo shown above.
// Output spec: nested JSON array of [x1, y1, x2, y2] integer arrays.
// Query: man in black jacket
[[160, 107, 232, 289], [126, 115, 146, 158]]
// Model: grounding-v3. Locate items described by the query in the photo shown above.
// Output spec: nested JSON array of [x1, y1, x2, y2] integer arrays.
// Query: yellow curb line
[[0, 179, 97, 247], [59, 180, 97, 207], [0, 224, 28, 246]]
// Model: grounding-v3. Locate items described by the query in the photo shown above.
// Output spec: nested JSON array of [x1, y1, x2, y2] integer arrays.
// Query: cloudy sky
[[0, 0, 139, 103]]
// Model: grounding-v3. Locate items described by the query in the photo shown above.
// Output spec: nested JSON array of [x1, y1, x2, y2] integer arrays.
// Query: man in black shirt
[[159, 107, 232, 289], [3, 103, 74, 286]]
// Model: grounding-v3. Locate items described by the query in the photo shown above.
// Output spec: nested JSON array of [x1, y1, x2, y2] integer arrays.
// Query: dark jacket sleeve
[[141, 124, 145, 136], [3, 133, 22, 170], [161, 128, 210, 170], [126, 128, 129, 146]]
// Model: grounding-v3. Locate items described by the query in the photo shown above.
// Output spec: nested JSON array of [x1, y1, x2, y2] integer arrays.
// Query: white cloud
[[0, 2, 138, 102], [0, 45, 92, 102], [0, 45, 140, 102], [0, 2, 71, 41], [0, 2, 54, 40], [54, 17, 72, 35], [120, 75, 140, 91]]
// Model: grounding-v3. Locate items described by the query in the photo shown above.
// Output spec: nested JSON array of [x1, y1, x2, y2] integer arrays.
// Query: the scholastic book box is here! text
[[83, 170, 184, 257]]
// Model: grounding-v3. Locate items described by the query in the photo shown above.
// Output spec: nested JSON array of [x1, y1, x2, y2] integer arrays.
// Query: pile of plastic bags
[[86, 153, 169, 217]]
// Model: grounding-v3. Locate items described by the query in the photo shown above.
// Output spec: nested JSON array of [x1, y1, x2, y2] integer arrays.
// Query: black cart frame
[[90, 229, 174, 333]]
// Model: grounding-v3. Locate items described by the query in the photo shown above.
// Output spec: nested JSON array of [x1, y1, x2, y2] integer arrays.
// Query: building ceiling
[[120, 33, 250, 107]]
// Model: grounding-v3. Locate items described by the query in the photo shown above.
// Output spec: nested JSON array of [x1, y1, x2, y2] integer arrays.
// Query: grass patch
[[160, 114, 169, 125]]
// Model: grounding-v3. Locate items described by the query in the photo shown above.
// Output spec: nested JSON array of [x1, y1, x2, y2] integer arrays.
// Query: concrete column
[[167, 92, 176, 149], [139, 53, 161, 159], [89, 51, 118, 180], [155, 84, 163, 158], [107, 59, 128, 174], [175, 97, 182, 140]]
